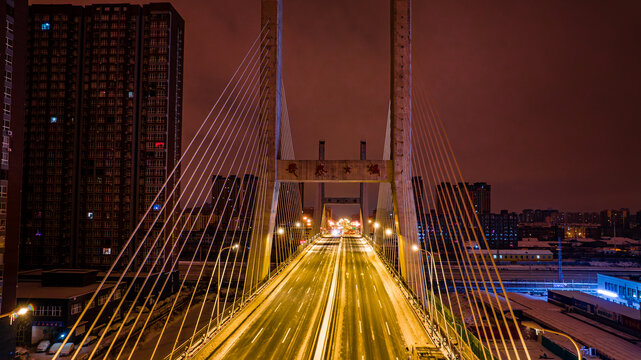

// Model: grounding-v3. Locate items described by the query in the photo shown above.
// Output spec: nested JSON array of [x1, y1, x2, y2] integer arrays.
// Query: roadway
[[199, 236, 437, 359]]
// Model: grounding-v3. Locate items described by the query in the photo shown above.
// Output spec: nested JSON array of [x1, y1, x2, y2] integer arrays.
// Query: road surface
[[198, 236, 437, 359]]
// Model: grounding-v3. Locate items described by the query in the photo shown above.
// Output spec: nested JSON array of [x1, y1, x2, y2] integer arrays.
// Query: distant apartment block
[[435, 182, 490, 216]]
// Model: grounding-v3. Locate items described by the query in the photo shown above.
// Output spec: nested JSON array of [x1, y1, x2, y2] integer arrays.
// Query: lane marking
[[385, 321, 391, 335], [359, 320, 362, 333], [288, 287, 292, 294], [378, 300, 382, 308], [306, 287, 311, 294], [373, 285, 377, 292], [274, 303, 281, 312], [357, 299, 360, 308], [356, 284, 358, 292], [371, 330, 375, 341], [313, 238, 343, 360], [251, 328, 263, 344], [282, 327, 291, 343], [298, 302, 304, 312]]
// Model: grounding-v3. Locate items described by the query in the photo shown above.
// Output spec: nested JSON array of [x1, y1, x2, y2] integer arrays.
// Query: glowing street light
[[373, 222, 380, 229], [295, 222, 301, 227], [0, 305, 32, 325], [277, 227, 285, 235], [385, 228, 393, 236], [522, 321, 582, 360]]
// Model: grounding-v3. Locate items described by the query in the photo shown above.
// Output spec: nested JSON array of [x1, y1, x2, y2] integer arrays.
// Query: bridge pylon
[[389, 0, 426, 303], [245, 0, 283, 293]]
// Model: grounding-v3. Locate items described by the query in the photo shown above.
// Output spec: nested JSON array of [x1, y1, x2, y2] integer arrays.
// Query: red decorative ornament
[[286, 162, 299, 177], [315, 163, 328, 177], [367, 163, 380, 175], [343, 165, 352, 174]]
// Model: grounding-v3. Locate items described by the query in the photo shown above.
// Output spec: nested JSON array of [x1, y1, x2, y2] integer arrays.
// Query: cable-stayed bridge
[[51, 1, 533, 359]]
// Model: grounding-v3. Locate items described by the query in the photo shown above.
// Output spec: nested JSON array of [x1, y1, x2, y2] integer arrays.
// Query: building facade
[[435, 182, 491, 216], [478, 210, 519, 249], [598, 273, 641, 309], [211, 174, 258, 225], [21, 3, 183, 270], [1, 0, 27, 316]]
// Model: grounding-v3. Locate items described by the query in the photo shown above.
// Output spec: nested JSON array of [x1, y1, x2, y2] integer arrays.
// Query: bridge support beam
[[390, 0, 426, 303], [360, 141, 369, 234], [246, 0, 283, 293], [313, 141, 325, 234]]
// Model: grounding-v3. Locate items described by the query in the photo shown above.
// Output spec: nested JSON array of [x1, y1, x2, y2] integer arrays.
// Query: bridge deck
[[194, 237, 439, 359]]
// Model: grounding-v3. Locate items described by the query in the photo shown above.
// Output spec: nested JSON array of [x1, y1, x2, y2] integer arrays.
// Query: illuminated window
[[50, 116, 58, 123], [153, 204, 161, 211], [155, 142, 165, 148], [536, 255, 540, 259], [41, 22, 51, 30], [128, 91, 134, 98], [102, 248, 111, 255], [87, 212, 94, 219]]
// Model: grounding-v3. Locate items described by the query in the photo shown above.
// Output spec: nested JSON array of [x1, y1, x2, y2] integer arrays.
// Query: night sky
[[32, 0, 641, 213]]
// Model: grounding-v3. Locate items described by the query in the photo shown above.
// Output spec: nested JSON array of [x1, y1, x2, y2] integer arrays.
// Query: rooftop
[[16, 281, 115, 300], [549, 290, 640, 320], [468, 249, 553, 255]]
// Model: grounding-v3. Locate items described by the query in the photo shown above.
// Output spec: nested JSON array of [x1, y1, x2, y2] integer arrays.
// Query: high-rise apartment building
[[1, 0, 27, 317], [211, 174, 258, 225], [21, 3, 183, 270], [435, 182, 491, 216]]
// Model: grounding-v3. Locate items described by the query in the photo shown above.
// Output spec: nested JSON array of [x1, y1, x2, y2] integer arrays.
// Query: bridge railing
[[364, 235, 494, 360], [167, 233, 321, 360]]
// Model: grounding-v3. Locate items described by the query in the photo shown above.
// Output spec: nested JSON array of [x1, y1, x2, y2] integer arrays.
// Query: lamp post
[[522, 321, 582, 360], [215, 244, 239, 326], [411, 244, 437, 332], [0, 306, 32, 325]]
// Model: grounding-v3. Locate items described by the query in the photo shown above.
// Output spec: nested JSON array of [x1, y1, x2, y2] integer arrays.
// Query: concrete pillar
[[245, 0, 282, 292], [390, 0, 425, 302], [313, 140, 325, 234], [360, 141, 369, 235]]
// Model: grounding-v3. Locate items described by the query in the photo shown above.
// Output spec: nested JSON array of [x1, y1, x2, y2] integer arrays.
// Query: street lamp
[[385, 228, 393, 236], [373, 222, 380, 229], [0, 305, 32, 325], [277, 227, 285, 235], [522, 321, 582, 360], [295, 222, 301, 228], [412, 245, 440, 333], [214, 244, 239, 326]]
